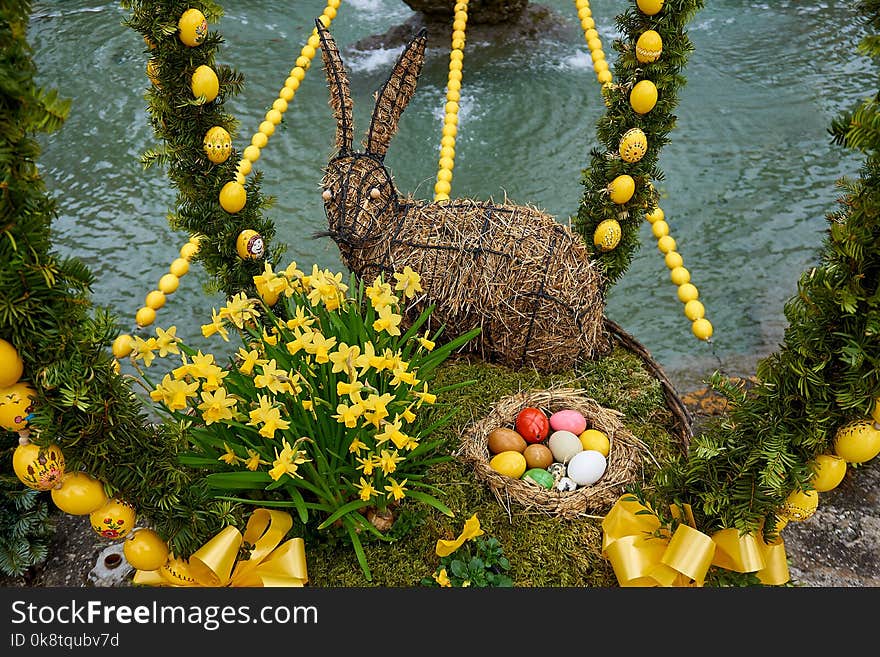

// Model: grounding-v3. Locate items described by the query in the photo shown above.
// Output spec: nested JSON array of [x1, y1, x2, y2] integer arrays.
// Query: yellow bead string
[[219, 1, 343, 214], [433, 0, 469, 202], [574, 0, 612, 84]]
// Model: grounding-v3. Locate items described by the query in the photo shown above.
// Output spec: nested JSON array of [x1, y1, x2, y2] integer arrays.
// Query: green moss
[[303, 345, 685, 587]]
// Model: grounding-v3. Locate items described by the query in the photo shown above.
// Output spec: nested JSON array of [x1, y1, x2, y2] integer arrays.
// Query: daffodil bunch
[[131, 262, 479, 579]]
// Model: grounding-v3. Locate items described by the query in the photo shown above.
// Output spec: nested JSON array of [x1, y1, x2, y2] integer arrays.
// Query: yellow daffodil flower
[[220, 291, 259, 329], [218, 442, 240, 465], [418, 331, 435, 351], [154, 326, 180, 357], [348, 438, 367, 454], [362, 392, 395, 428], [415, 383, 437, 407], [188, 351, 216, 376], [329, 342, 361, 375], [435, 514, 484, 557], [375, 419, 408, 448], [356, 477, 377, 502], [285, 327, 315, 356], [301, 399, 314, 411], [236, 348, 265, 376], [281, 260, 304, 289], [355, 341, 389, 375], [372, 304, 402, 336], [378, 449, 405, 475], [247, 395, 290, 439], [262, 328, 279, 346], [356, 454, 376, 475], [285, 305, 315, 330], [197, 387, 238, 425], [244, 449, 265, 472], [149, 374, 199, 411], [333, 402, 364, 428], [401, 405, 417, 424], [366, 276, 396, 309], [253, 359, 287, 394], [268, 438, 310, 481], [433, 568, 451, 587], [337, 379, 365, 404], [253, 262, 288, 306], [171, 354, 191, 380], [197, 363, 228, 392], [131, 336, 159, 368], [306, 331, 337, 364], [201, 308, 229, 342], [384, 477, 408, 501], [393, 266, 423, 300]]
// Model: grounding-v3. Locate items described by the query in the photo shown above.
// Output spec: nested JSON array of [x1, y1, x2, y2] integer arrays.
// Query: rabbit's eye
[[369, 187, 381, 200], [322, 189, 332, 201]]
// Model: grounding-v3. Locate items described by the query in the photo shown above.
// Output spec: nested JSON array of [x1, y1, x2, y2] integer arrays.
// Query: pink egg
[[549, 409, 587, 435]]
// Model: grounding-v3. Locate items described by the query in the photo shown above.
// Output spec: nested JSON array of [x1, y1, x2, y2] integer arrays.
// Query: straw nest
[[458, 387, 649, 519]]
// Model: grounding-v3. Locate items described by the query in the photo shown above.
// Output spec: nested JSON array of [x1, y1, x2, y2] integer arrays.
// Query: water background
[[26, 0, 871, 391]]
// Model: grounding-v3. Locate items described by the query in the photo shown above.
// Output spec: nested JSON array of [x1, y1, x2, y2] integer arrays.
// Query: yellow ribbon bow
[[133, 508, 308, 587], [601, 495, 789, 587]]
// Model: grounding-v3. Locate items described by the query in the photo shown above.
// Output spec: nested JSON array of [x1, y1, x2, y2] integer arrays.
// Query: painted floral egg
[[13, 441, 65, 491], [549, 409, 587, 435], [90, 498, 136, 539]]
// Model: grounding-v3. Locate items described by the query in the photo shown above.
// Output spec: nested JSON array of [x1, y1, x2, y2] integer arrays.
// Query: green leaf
[[204, 471, 273, 490], [404, 490, 454, 516], [316, 499, 370, 529]]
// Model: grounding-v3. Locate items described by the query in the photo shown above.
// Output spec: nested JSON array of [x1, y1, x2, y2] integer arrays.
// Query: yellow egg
[[810, 454, 847, 492], [636, 30, 663, 63], [0, 338, 23, 388], [670, 266, 690, 285], [593, 219, 622, 252], [779, 489, 818, 522], [657, 235, 676, 253], [833, 419, 880, 463], [51, 471, 108, 515], [236, 229, 265, 260], [136, 306, 156, 328], [160, 556, 198, 586], [191, 65, 219, 102], [123, 528, 170, 571], [578, 429, 610, 456], [145, 290, 166, 310], [13, 441, 64, 491], [169, 258, 189, 278], [112, 334, 134, 359], [664, 250, 683, 269], [630, 79, 658, 115], [619, 128, 648, 163], [178, 8, 208, 47], [90, 498, 137, 539], [597, 70, 612, 84], [637, 0, 664, 15], [683, 299, 705, 321], [608, 175, 635, 204], [251, 132, 269, 149], [220, 181, 247, 213], [489, 450, 527, 479], [203, 126, 232, 164], [651, 219, 669, 238], [158, 273, 180, 295], [692, 318, 713, 340], [179, 242, 199, 260], [0, 381, 36, 431], [646, 207, 664, 224], [677, 283, 699, 303]]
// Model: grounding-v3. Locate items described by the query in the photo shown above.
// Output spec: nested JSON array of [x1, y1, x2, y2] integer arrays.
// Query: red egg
[[515, 407, 550, 443]]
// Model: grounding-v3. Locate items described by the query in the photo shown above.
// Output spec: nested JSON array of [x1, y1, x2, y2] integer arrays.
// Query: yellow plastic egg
[[489, 450, 527, 479], [220, 181, 246, 213], [236, 229, 265, 260], [145, 290, 166, 310], [123, 528, 170, 571], [13, 441, 65, 491], [578, 429, 610, 456], [664, 250, 683, 269], [169, 258, 189, 278], [677, 283, 699, 303], [0, 338, 23, 387], [0, 381, 36, 431], [178, 8, 208, 47], [809, 454, 847, 493], [646, 207, 664, 224], [191, 65, 219, 102], [158, 273, 180, 295], [683, 299, 705, 321], [657, 235, 676, 253], [90, 498, 137, 539], [593, 219, 622, 252], [51, 471, 108, 515], [651, 219, 669, 238], [630, 80, 658, 115], [180, 242, 199, 260], [112, 334, 134, 359], [608, 175, 635, 204], [670, 266, 690, 285], [619, 128, 648, 163], [636, 30, 663, 63], [637, 0, 664, 15], [779, 489, 818, 522], [692, 318, 713, 340], [135, 306, 156, 328], [833, 419, 880, 463], [203, 126, 232, 164]]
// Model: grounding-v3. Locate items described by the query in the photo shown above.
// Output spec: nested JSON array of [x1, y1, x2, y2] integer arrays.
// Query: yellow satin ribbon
[[601, 496, 789, 587], [133, 508, 308, 587]]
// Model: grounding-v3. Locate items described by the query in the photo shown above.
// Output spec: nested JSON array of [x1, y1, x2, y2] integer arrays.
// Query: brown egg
[[487, 427, 528, 454], [523, 443, 553, 469]]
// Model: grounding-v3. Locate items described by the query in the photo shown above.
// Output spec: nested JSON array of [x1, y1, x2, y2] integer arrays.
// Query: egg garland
[[573, 0, 612, 84], [0, 337, 24, 387], [434, 0, 469, 202]]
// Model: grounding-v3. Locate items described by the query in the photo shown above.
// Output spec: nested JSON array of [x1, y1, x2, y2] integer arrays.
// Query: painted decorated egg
[[13, 441, 65, 491], [90, 498, 137, 539], [0, 381, 36, 431], [593, 219, 622, 252], [549, 409, 587, 435], [635, 30, 663, 63], [833, 419, 880, 464], [203, 126, 232, 164], [0, 338, 23, 388], [178, 8, 208, 47], [619, 128, 648, 163], [515, 407, 550, 444], [567, 450, 607, 486], [548, 430, 584, 464], [521, 468, 554, 489], [779, 489, 818, 522], [160, 556, 198, 586], [489, 450, 527, 479], [236, 229, 265, 259]]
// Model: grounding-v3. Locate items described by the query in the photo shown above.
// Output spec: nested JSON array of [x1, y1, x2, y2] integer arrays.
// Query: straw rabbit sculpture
[[316, 21, 609, 372]]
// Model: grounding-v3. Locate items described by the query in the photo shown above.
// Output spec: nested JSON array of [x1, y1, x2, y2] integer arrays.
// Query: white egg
[[547, 430, 583, 464], [566, 450, 607, 486]]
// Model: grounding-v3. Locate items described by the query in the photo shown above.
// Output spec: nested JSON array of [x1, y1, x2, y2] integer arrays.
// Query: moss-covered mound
[[303, 343, 684, 587]]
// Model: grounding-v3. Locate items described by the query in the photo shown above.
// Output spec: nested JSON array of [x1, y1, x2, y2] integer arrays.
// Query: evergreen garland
[[573, 0, 703, 289], [0, 475, 53, 577]]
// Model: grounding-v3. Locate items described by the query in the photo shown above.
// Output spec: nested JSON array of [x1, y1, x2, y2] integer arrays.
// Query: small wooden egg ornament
[[51, 471, 108, 515], [13, 440, 65, 491], [203, 126, 232, 164], [593, 218, 622, 252], [809, 454, 847, 493], [220, 181, 247, 213], [779, 489, 818, 522], [158, 273, 180, 294], [630, 80, 658, 115], [515, 407, 550, 443], [135, 306, 156, 328], [637, 0, 664, 16], [677, 283, 699, 303], [608, 174, 636, 204], [664, 250, 683, 269], [191, 65, 219, 103], [670, 266, 690, 285], [0, 337, 24, 387], [646, 207, 664, 224], [178, 8, 208, 47], [635, 30, 663, 63], [684, 299, 705, 321], [90, 498, 137, 539], [651, 220, 669, 238], [236, 229, 265, 260], [833, 418, 880, 463], [123, 528, 170, 571], [112, 334, 134, 359], [0, 381, 37, 431], [619, 128, 648, 163], [657, 235, 676, 254]]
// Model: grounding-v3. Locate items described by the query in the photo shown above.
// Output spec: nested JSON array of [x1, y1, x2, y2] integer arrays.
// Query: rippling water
[[27, 0, 870, 389]]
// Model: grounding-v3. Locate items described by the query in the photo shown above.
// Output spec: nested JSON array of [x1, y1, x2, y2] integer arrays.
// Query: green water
[[27, 0, 870, 390]]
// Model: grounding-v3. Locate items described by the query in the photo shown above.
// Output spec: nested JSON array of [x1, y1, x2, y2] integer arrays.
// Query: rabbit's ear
[[364, 29, 428, 159], [316, 19, 354, 153]]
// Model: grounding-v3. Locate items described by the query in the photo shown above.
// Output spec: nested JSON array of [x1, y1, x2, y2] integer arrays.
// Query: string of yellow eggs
[[574, 0, 612, 85], [592, 0, 713, 342], [433, 0, 469, 202], [218, 2, 343, 214]]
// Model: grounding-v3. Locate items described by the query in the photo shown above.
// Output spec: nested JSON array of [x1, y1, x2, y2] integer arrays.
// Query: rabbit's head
[[316, 20, 427, 246]]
